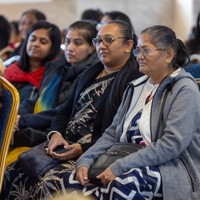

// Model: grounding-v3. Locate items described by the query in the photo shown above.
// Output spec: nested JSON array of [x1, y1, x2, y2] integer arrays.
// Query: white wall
[[173, 0, 193, 40], [0, 0, 199, 41]]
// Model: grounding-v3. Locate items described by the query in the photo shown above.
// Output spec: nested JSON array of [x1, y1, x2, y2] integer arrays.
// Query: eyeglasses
[[133, 47, 165, 57], [92, 36, 128, 46]]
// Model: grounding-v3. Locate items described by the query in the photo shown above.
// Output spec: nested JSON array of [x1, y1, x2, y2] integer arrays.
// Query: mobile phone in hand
[[53, 145, 69, 154]]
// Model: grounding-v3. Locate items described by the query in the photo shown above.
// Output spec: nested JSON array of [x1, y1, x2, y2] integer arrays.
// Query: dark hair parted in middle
[[141, 25, 190, 69], [67, 20, 98, 46], [20, 21, 61, 72]]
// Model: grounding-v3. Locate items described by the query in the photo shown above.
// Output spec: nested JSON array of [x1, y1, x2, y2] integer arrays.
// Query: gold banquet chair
[[185, 63, 200, 90], [0, 76, 20, 192], [195, 78, 200, 89]]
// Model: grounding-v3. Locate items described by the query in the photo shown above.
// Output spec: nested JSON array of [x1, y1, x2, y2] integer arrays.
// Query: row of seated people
[[0, 9, 141, 199], [0, 19, 200, 200], [1, 9, 139, 161], [1, 19, 142, 199], [5, 20, 99, 161], [1, 9, 136, 104]]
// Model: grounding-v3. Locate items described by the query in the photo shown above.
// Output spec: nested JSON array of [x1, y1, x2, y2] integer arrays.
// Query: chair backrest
[[0, 76, 20, 192], [196, 78, 200, 88]]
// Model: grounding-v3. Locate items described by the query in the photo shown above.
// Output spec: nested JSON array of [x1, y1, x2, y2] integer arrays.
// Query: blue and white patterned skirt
[[62, 165, 162, 200]]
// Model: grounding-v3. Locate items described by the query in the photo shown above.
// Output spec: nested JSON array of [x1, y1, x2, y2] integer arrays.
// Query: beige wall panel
[[0, 0, 199, 39]]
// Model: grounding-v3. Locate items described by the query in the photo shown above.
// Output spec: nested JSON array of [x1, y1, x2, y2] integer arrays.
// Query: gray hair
[[141, 25, 190, 68]]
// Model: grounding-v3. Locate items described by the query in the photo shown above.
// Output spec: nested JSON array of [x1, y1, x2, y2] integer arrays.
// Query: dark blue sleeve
[[18, 93, 39, 114], [18, 109, 58, 130]]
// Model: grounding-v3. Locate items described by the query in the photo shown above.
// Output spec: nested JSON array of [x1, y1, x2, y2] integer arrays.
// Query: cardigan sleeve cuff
[[80, 142, 95, 153]]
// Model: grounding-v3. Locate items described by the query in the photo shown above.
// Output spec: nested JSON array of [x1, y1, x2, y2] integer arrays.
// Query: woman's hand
[[76, 166, 90, 186], [10, 115, 20, 145], [50, 143, 83, 160], [47, 133, 69, 155], [13, 114, 20, 132], [47, 133, 83, 161], [96, 167, 116, 185]]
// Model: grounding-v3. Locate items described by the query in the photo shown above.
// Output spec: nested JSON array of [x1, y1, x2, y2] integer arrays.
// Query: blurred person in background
[[0, 15, 16, 61], [4, 8, 46, 66], [81, 8, 104, 23], [185, 11, 200, 63], [98, 10, 133, 30], [9, 21, 22, 50]]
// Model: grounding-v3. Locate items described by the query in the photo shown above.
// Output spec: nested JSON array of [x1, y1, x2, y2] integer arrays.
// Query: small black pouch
[[88, 142, 144, 185]]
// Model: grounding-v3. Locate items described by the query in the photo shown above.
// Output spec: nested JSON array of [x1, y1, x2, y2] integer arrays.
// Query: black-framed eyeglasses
[[92, 36, 128, 46], [133, 47, 165, 57]]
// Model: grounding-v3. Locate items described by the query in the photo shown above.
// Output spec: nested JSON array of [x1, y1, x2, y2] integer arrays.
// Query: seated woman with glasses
[[60, 25, 200, 200], [1, 20, 143, 200], [97, 10, 138, 52]]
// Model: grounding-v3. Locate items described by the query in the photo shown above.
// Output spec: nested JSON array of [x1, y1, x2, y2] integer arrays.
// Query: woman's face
[[65, 29, 95, 65], [26, 28, 52, 61], [19, 13, 38, 39], [136, 33, 173, 83], [95, 23, 132, 68]]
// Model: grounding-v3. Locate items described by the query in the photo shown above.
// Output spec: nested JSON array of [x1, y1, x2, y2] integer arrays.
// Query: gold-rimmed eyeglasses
[[133, 47, 165, 57], [92, 36, 128, 46]]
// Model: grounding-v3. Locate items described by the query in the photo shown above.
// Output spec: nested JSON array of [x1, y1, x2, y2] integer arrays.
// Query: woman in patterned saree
[[1, 20, 143, 200], [63, 25, 200, 200]]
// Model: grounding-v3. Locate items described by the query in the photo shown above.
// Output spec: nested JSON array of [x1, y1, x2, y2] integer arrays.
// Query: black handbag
[[18, 141, 62, 181], [88, 142, 144, 185]]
